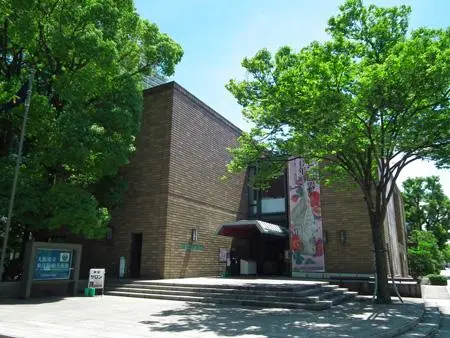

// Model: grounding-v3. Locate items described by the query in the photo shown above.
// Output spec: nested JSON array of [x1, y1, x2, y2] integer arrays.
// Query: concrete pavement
[[421, 268, 450, 337], [0, 295, 425, 338]]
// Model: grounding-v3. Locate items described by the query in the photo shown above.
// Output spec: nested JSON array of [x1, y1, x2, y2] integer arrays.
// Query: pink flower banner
[[288, 158, 325, 273]]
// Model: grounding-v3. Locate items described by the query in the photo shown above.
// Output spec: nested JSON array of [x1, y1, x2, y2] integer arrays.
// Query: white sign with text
[[88, 268, 105, 289]]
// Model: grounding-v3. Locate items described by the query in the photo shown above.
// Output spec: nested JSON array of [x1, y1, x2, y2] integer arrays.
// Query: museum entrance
[[217, 220, 289, 277]]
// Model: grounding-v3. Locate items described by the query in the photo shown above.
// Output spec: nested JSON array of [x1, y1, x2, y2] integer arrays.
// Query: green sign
[[33, 248, 73, 280], [180, 243, 205, 252]]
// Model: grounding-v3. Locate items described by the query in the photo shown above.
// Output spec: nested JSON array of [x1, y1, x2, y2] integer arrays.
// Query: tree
[[407, 230, 444, 279], [0, 1, 182, 246], [226, 0, 449, 303], [402, 176, 450, 250]]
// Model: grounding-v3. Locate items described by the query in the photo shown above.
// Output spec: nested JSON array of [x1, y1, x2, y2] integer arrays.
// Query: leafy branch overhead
[[226, 0, 449, 304], [227, 0, 449, 210], [0, 0, 183, 239]]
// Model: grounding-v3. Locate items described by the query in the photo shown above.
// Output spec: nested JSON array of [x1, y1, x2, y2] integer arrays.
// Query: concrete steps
[[105, 280, 357, 310]]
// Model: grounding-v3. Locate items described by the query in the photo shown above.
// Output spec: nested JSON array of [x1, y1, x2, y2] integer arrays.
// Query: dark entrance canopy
[[217, 220, 288, 238]]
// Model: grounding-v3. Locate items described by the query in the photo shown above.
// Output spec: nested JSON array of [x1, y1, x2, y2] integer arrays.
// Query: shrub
[[408, 230, 445, 279], [408, 250, 441, 279], [427, 274, 448, 286]]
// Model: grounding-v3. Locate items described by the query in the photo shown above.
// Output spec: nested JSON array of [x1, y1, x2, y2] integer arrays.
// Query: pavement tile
[[0, 295, 423, 338]]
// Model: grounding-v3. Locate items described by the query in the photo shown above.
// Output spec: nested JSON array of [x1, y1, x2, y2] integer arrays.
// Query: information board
[[33, 248, 73, 280], [219, 248, 228, 262]]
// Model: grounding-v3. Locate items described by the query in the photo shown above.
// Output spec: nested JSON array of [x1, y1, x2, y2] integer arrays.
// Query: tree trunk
[[370, 213, 392, 304]]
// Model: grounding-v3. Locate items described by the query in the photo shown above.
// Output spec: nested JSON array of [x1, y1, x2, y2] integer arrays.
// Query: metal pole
[[0, 71, 34, 291]]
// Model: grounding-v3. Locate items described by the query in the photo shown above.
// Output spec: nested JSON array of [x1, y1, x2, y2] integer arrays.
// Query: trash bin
[[84, 287, 96, 297]]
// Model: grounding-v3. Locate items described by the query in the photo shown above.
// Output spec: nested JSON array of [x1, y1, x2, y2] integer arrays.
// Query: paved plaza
[[0, 295, 424, 338]]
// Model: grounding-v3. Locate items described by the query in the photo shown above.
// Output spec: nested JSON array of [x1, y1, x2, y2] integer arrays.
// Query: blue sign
[[33, 248, 73, 280]]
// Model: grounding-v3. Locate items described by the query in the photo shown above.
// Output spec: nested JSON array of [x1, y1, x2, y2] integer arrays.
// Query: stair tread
[[107, 282, 336, 289], [106, 289, 330, 301], [105, 284, 329, 296], [107, 286, 339, 295], [105, 290, 333, 309], [106, 287, 335, 302], [107, 283, 324, 290], [107, 281, 328, 291]]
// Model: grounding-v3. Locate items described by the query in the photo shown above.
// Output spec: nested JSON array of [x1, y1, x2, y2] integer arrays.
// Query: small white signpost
[[88, 268, 105, 295]]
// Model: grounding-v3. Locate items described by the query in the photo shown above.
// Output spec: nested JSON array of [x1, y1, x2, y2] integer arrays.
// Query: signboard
[[219, 248, 228, 262], [180, 243, 204, 251], [288, 158, 325, 273], [88, 268, 105, 289], [33, 248, 73, 280]]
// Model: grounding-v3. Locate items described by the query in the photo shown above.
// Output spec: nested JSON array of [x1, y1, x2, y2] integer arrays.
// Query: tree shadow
[[0, 296, 68, 305], [438, 312, 450, 336], [138, 299, 422, 337]]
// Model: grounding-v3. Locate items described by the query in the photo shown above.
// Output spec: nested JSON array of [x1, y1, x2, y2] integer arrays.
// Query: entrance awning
[[217, 220, 288, 238]]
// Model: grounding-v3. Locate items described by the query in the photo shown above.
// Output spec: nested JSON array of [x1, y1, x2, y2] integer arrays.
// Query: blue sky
[[135, 0, 450, 195]]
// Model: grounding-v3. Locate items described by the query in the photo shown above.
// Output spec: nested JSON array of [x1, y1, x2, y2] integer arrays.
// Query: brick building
[[80, 81, 408, 279]]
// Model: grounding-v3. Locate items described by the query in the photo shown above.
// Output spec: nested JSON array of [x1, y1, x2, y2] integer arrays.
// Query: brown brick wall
[[163, 84, 247, 278], [106, 85, 173, 278], [321, 182, 374, 274], [77, 81, 407, 279]]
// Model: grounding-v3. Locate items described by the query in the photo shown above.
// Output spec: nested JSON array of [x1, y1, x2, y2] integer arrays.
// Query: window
[[261, 175, 286, 213]]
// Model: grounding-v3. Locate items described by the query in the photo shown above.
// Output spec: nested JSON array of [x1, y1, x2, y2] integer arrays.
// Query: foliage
[[443, 245, 450, 263], [408, 230, 444, 279], [426, 274, 447, 286], [0, 0, 182, 243], [408, 251, 440, 280], [402, 176, 450, 250], [226, 0, 449, 303]]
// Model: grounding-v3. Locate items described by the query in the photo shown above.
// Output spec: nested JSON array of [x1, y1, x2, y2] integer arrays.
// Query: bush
[[408, 230, 445, 279], [427, 274, 448, 285], [408, 250, 441, 279]]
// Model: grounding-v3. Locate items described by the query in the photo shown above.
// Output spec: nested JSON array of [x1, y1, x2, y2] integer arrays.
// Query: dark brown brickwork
[[321, 183, 375, 274], [107, 84, 174, 278], [102, 82, 247, 279], [321, 181, 408, 276], [77, 81, 407, 279], [164, 84, 247, 278]]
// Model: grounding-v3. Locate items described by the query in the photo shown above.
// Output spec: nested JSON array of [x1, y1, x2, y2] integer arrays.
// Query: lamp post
[[0, 71, 34, 293]]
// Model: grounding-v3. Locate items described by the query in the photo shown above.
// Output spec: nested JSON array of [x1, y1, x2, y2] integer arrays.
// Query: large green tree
[[226, 0, 449, 303], [0, 1, 182, 247], [402, 176, 450, 250]]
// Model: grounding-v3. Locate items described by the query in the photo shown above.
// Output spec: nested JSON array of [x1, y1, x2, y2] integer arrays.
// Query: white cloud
[[397, 160, 450, 196]]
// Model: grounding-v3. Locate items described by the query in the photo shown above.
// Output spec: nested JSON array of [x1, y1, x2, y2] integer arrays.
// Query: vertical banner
[[288, 158, 324, 273]]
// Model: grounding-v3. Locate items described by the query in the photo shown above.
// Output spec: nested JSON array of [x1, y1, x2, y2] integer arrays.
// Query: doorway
[[130, 233, 143, 278], [261, 237, 288, 276]]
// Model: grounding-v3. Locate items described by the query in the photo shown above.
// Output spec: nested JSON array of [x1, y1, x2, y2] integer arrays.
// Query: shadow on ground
[[437, 313, 450, 337], [0, 296, 67, 305], [139, 300, 421, 337]]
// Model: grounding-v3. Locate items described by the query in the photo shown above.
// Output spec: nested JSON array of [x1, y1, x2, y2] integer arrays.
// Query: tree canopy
[[226, 0, 449, 303], [0, 0, 182, 242], [402, 176, 450, 250]]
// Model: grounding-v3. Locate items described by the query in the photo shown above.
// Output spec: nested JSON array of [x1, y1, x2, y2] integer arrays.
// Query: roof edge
[[143, 81, 243, 135]]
